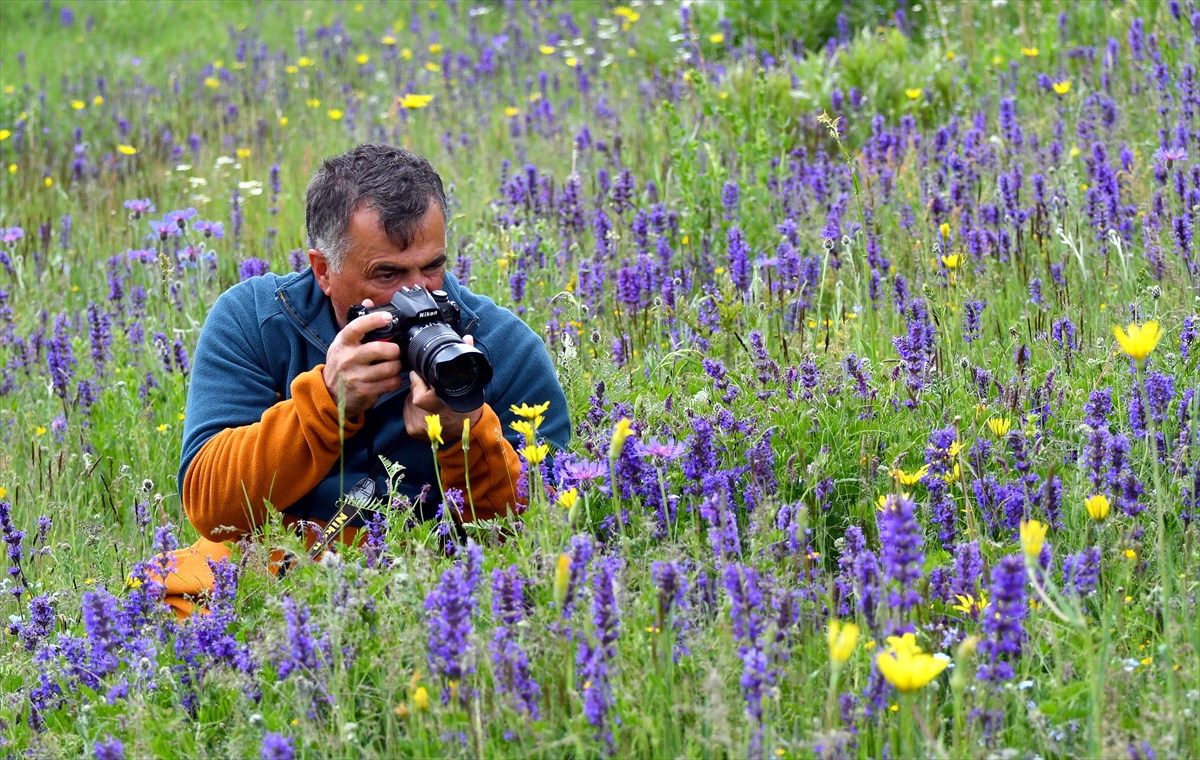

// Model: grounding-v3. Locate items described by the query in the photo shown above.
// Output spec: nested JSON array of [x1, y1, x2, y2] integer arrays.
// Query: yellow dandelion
[[987, 417, 1012, 438], [1052, 80, 1071, 95], [709, 33, 724, 44], [905, 88, 923, 100], [429, 43, 443, 54], [327, 109, 343, 120], [520, 443, 549, 464], [892, 465, 929, 487], [0, 130, 10, 141], [511, 401, 551, 419], [117, 145, 137, 155], [557, 488, 579, 510], [539, 44, 555, 55], [382, 35, 396, 46], [401, 48, 413, 60], [298, 57, 313, 67], [504, 107, 520, 117], [71, 99, 85, 110], [203, 77, 219, 89], [566, 57, 578, 68], [93, 95, 103, 105], [356, 53, 370, 65]]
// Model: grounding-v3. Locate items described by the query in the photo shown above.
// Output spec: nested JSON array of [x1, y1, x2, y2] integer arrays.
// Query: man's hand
[[404, 334, 484, 444], [322, 300, 404, 418]]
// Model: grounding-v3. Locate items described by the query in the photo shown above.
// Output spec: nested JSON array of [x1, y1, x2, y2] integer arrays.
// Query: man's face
[[310, 202, 447, 330]]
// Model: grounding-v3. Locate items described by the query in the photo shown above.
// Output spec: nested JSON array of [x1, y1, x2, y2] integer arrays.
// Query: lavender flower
[[490, 565, 540, 717], [878, 493, 924, 617], [426, 541, 483, 703], [978, 555, 1026, 682], [94, 736, 125, 760], [722, 562, 770, 759], [577, 555, 622, 749], [261, 733, 295, 760]]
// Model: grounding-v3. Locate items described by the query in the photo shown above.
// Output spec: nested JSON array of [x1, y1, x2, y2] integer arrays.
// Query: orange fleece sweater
[[161, 365, 522, 618]]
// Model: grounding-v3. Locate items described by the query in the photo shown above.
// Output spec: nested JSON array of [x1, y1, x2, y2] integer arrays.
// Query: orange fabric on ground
[[169, 369, 522, 620], [182, 365, 364, 543], [435, 403, 524, 522]]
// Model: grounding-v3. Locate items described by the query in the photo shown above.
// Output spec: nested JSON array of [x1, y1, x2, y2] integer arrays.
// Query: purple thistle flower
[[977, 555, 1026, 682], [238, 257, 271, 280], [878, 493, 924, 616], [636, 437, 686, 460]]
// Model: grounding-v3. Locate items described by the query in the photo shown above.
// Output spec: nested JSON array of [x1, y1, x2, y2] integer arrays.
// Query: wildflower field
[[3, 0, 1200, 757]]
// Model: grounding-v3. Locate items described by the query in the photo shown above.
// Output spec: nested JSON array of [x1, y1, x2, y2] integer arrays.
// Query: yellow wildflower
[[401, 48, 413, 60], [609, 418, 635, 459], [875, 633, 948, 693], [554, 554, 571, 606], [425, 62, 441, 73], [511, 401, 551, 419], [504, 107, 520, 117], [987, 417, 1012, 438], [709, 33, 724, 44], [399, 93, 433, 109], [327, 109, 343, 120], [1084, 494, 1110, 522], [827, 620, 860, 666], [71, 99, 85, 110], [425, 414, 443, 446], [539, 45, 555, 55], [1021, 46, 1039, 57], [520, 443, 549, 464], [905, 88, 923, 100], [412, 686, 429, 711], [298, 57, 312, 67], [1052, 80, 1071, 95], [557, 488, 579, 510], [941, 254, 962, 269], [892, 465, 929, 487], [117, 145, 137, 155], [429, 43, 443, 54], [1111, 321, 1162, 366], [356, 53, 369, 65], [1020, 519, 1048, 558], [382, 35, 396, 46], [203, 78, 219, 89]]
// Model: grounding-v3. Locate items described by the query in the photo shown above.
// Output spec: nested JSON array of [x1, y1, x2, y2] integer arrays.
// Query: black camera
[[348, 286, 493, 413]]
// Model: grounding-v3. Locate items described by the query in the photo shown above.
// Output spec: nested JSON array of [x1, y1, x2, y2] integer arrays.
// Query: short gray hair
[[305, 144, 448, 272]]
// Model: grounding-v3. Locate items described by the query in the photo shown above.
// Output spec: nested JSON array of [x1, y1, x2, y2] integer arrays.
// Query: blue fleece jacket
[[178, 268, 570, 526]]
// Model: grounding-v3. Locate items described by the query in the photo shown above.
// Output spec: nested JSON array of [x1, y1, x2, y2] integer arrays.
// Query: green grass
[[2, 0, 1200, 758]]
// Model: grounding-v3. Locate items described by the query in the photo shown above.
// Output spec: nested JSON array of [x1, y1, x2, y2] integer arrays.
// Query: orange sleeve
[[182, 365, 364, 542], [436, 404, 523, 522]]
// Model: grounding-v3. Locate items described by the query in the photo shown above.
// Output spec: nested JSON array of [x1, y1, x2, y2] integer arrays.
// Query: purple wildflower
[[878, 493, 924, 617], [978, 555, 1026, 682]]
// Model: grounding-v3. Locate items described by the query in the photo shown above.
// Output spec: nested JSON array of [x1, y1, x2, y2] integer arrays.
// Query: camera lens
[[407, 323, 493, 412]]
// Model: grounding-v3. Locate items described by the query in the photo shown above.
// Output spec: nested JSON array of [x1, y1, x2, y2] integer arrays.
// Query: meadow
[[1, 0, 1199, 757]]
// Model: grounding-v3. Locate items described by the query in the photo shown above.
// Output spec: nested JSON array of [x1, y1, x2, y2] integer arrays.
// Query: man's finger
[[339, 310, 395, 345], [355, 360, 403, 383]]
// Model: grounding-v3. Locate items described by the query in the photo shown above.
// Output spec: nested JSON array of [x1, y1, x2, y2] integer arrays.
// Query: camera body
[[348, 286, 493, 413]]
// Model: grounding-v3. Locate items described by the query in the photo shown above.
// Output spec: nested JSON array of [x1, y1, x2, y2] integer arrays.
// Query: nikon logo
[[417, 309, 438, 319]]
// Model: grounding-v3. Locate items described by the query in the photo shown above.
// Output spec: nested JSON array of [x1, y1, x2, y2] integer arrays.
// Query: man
[[159, 144, 570, 617]]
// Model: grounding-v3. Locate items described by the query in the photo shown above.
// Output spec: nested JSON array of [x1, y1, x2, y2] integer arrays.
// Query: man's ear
[[309, 249, 333, 295]]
